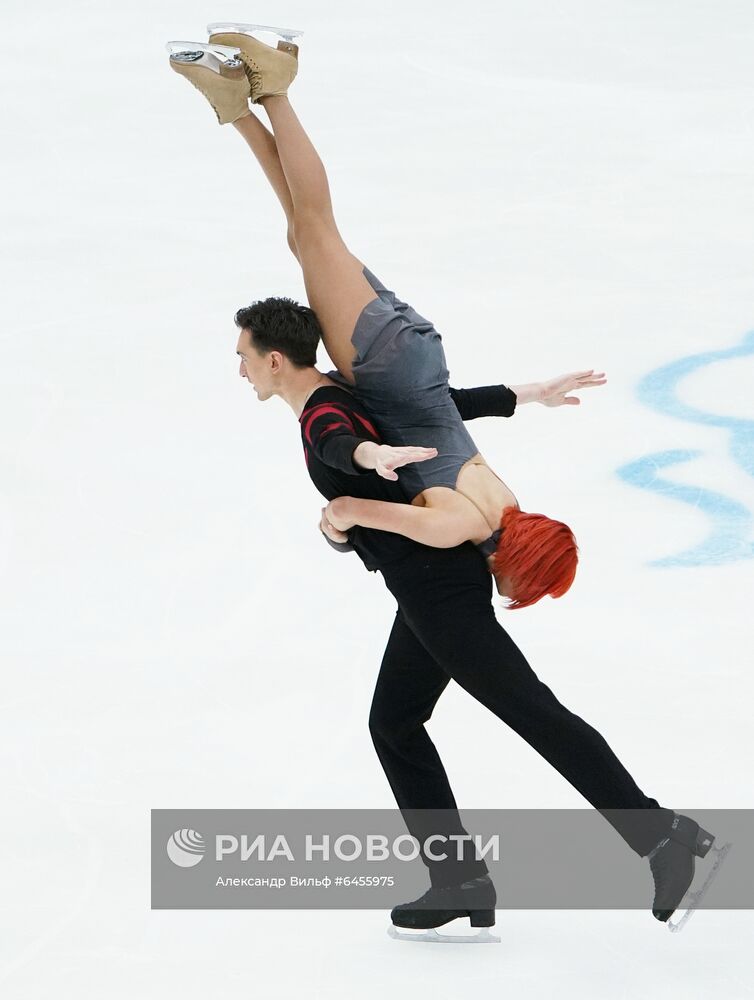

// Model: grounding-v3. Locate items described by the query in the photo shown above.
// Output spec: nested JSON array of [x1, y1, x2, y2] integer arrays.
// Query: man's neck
[[281, 368, 336, 418]]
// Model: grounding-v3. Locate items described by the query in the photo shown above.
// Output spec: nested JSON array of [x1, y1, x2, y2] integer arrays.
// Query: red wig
[[492, 506, 579, 610]]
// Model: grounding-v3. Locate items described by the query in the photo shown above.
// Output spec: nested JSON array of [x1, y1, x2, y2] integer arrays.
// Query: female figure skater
[[166, 26, 606, 611]]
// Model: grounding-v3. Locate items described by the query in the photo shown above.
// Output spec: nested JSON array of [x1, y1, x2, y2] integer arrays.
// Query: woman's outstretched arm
[[448, 369, 607, 418]]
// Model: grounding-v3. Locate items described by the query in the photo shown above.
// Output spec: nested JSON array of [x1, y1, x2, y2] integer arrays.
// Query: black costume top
[[299, 381, 517, 571]]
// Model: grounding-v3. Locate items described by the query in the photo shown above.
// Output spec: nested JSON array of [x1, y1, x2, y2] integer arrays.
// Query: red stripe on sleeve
[[303, 404, 357, 444], [351, 410, 380, 440], [318, 420, 352, 439]]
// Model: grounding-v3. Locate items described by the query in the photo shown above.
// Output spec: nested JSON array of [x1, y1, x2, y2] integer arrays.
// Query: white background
[[2, 1, 753, 997]]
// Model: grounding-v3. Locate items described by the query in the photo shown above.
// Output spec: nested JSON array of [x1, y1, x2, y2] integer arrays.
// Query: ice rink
[[2, 1, 753, 997]]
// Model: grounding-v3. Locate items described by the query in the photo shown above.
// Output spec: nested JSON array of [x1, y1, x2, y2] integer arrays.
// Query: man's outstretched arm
[[449, 369, 607, 419], [304, 400, 437, 477]]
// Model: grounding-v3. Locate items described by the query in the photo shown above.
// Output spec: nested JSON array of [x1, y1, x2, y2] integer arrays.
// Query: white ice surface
[[1, 0, 753, 997]]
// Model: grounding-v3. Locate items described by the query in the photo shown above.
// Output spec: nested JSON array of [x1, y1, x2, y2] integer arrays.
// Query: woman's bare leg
[[256, 94, 378, 382], [232, 112, 300, 261]]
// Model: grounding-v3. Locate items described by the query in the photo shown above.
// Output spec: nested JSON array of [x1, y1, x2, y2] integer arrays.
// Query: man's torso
[[300, 384, 429, 571]]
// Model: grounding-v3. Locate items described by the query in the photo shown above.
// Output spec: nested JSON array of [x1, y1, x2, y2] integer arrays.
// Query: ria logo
[[167, 828, 206, 867]]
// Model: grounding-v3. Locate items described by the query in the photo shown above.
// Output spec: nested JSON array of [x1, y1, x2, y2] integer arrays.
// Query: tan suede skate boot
[[167, 42, 251, 125], [207, 23, 300, 103]]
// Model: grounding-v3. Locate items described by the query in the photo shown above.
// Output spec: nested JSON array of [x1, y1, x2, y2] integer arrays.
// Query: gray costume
[[324, 266, 502, 557]]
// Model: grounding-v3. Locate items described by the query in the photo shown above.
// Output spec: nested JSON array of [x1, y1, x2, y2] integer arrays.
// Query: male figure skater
[[166, 26, 726, 934]]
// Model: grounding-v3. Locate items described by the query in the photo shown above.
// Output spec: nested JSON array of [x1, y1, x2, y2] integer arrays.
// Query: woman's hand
[[324, 497, 356, 532], [536, 370, 607, 407], [320, 506, 350, 543]]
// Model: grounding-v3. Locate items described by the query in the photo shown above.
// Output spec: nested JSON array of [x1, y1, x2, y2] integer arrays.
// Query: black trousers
[[370, 542, 674, 888]]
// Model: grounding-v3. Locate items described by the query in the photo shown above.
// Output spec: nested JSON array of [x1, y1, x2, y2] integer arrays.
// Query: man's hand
[[324, 497, 356, 533], [531, 369, 607, 407], [353, 441, 438, 481], [320, 505, 351, 542]]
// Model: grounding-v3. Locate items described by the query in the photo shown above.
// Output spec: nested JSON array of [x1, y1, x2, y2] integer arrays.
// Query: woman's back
[[413, 455, 520, 545]]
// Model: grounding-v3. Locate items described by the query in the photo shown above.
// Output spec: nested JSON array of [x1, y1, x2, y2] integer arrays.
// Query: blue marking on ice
[[616, 330, 754, 566]]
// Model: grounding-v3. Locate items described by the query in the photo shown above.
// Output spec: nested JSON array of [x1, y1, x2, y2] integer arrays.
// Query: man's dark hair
[[235, 296, 321, 368]]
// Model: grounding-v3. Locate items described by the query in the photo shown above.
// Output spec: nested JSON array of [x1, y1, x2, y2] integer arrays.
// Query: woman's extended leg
[[232, 112, 300, 260], [232, 110, 447, 380], [256, 95, 378, 381], [233, 101, 375, 381]]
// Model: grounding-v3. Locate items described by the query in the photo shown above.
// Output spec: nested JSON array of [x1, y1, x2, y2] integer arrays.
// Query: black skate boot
[[648, 812, 732, 932], [388, 875, 498, 942]]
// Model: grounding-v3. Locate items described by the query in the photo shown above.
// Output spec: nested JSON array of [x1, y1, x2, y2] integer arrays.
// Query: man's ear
[[269, 350, 284, 374]]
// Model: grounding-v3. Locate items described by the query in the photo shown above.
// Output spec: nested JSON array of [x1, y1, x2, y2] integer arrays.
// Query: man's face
[[236, 328, 278, 401]]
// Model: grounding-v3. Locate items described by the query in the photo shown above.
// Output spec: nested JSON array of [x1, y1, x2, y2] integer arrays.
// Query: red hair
[[492, 506, 579, 610]]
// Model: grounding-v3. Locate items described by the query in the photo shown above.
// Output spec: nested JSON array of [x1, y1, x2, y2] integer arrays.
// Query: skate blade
[[165, 41, 243, 68], [667, 841, 733, 933], [206, 22, 304, 42], [388, 924, 501, 944]]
